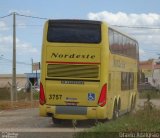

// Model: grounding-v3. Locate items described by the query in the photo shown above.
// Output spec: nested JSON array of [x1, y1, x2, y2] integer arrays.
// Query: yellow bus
[[39, 20, 139, 124]]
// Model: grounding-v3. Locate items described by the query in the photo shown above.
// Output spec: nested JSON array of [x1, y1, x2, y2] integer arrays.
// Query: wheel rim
[[113, 104, 119, 119], [115, 110, 119, 118]]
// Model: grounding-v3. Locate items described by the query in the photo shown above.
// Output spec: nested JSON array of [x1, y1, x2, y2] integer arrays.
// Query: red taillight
[[39, 82, 46, 105], [98, 84, 107, 107]]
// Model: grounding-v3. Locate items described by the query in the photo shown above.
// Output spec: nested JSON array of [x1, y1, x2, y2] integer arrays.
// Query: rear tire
[[52, 117, 62, 125], [112, 102, 119, 120], [130, 97, 136, 113], [133, 96, 136, 109], [131, 98, 134, 110]]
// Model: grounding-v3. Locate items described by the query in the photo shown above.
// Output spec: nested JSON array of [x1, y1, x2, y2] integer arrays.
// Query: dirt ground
[[0, 99, 159, 138], [0, 100, 39, 110]]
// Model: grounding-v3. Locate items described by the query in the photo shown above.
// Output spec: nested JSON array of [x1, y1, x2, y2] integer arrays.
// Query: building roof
[[0, 74, 27, 78], [154, 59, 160, 69], [139, 60, 153, 70], [0, 73, 40, 78], [25, 73, 40, 78], [154, 64, 160, 69], [139, 58, 160, 70]]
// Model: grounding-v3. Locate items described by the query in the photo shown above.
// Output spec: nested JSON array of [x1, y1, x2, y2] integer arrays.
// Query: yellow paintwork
[[39, 21, 138, 120], [40, 104, 107, 120], [46, 46, 101, 63]]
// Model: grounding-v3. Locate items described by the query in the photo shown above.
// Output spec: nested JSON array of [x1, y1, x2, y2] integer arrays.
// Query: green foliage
[[17, 91, 39, 100], [0, 88, 10, 100], [33, 92, 39, 100], [139, 90, 160, 99], [0, 87, 39, 101], [75, 104, 160, 138]]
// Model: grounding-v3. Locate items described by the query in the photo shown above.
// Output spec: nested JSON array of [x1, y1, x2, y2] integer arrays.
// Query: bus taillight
[[40, 82, 46, 105], [98, 84, 107, 107]]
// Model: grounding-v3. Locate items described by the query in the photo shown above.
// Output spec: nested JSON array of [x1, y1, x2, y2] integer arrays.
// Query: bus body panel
[[45, 80, 100, 106], [44, 46, 101, 106], [39, 20, 139, 121], [108, 53, 138, 114], [39, 104, 107, 120], [46, 46, 101, 63]]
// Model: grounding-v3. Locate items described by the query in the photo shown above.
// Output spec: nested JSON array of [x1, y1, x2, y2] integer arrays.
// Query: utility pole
[[31, 58, 33, 73], [12, 12, 17, 101]]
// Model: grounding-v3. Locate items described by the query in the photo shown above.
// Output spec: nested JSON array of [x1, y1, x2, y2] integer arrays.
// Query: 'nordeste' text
[[51, 53, 96, 59]]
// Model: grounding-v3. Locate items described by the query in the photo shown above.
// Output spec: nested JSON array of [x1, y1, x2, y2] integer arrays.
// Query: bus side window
[[108, 29, 114, 52], [121, 72, 128, 90], [129, 73, 134, 89], [122, 36, 126, 55], [113, 31, 119, 54], [121, 72, 125, 90], [118, 34, 123, 55]]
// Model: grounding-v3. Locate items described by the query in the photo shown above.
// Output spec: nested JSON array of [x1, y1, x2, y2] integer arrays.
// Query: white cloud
[[139, 48, 145, 55], [0, 21, 9, 31], [0, 35, 38, 54], [88, 11, 160, 60], [88, 11, 160, 26], [0, 34, 39, 74], [8, 10, 33, 29], [8, 10, 32, 15], [17, 42, 38, 54]]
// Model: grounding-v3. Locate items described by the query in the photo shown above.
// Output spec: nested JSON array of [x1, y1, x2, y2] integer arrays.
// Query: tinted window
[[47, 21, 101, 43], [121, 72, 134, 90], [109, 28, 138, 59]]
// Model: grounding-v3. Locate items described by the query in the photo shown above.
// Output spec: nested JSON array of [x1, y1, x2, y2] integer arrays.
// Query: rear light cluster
[[39, 82, 46, 105], [98, 84, 107, 107]]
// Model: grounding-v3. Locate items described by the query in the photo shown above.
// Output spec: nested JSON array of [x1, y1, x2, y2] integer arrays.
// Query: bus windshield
[[47, 20, 101, 43]]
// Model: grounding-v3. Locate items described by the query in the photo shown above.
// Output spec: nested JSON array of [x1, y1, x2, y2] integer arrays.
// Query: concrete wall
[[152, 69, 160, 90], [0, 74, 28, 88]]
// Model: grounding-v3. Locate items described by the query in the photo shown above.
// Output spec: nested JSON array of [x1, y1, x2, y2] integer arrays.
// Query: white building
[[0, 74, 28, 88], [152, 59, 160, 90]]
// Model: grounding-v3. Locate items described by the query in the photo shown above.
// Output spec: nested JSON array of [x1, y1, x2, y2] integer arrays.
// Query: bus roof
[[108, 25, 138, 43], [46, 19, 138, 44], [48, 19, 101, 25]]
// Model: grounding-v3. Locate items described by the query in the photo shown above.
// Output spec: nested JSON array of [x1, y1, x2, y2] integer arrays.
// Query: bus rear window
[[47, 20, 101, 43]]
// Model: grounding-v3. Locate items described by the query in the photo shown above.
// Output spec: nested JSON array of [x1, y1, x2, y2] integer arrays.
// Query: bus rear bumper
[[39, 104, 107, 120]]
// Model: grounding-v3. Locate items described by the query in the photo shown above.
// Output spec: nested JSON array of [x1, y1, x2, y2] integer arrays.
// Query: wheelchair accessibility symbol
[[88, 93, 95, 101]]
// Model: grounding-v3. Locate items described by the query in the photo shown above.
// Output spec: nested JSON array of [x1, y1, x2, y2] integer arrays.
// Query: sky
[[0, 0, 160, 74]]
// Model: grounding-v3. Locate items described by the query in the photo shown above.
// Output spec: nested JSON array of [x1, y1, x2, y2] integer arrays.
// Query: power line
[[1, 24, 43, 27], [142, 49, 160, 52], [16, 13, 48, 20], [112, 25, 160, 30], [0, 13, 12, 19], [1, 12, 160, 30], [16, 24, 43, 27]]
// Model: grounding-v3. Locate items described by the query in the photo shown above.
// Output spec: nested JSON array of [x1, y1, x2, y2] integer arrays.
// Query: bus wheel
[[112, 102, 119, 120], [72, 120, 77, 128], [52, 117, 62, 125], [131, 97, 136, 112], [133, 96, 136, 109]]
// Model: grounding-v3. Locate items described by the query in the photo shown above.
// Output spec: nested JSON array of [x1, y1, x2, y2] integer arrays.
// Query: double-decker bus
[[39, 20, 139, 124]]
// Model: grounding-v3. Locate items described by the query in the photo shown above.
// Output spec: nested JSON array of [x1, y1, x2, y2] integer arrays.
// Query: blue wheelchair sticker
[[88, 93, 95, 101]]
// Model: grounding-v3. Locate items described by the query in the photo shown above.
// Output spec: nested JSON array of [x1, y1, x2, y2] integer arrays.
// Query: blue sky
[[1, 0, 160, 16], [0, 0, 160, 74]]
